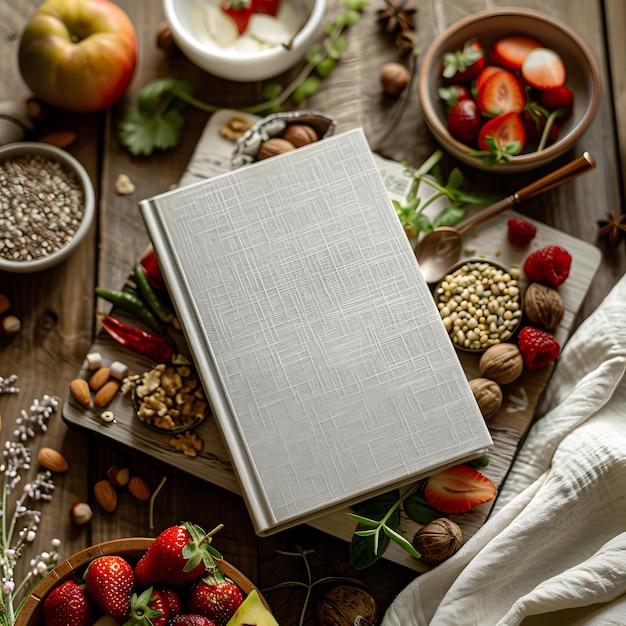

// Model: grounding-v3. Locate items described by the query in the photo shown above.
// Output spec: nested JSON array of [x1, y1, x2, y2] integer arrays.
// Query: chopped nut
[[170, 431, 204, 457], [115, 173, 135, 195], [220, 114, 254, 141]]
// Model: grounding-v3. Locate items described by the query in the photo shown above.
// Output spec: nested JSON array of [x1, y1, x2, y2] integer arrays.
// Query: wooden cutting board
[[63, 111, 602, 571]]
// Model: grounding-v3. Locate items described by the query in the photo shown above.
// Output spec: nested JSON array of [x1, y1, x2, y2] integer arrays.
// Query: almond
[[128, 476, 151, 501], [37, 447, 69, 473], [89, 366, 111, 391], [93, 379, 121, 408], [69, 378, 91, 408], [94, 479, 117, 512]]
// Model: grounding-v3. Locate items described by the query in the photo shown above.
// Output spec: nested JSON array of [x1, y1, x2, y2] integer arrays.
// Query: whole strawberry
[[85, 555, 135, 622], [517, 325, 561, 370], [187, 572, 243, 626], [523, 244, 572, 287], [167, 615, 217, 625], [135, 522, 223, 588], [43, 580, 97, 626], [507, 217, 536, 248], [159, 588, 183, 617], [125, 587, 171, 626]]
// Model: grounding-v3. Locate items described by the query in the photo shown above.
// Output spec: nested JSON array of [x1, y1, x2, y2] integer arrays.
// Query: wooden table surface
[[1, 1, 625, 624]]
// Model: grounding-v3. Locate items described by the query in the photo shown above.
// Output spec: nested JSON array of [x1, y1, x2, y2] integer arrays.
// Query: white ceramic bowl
[[0, 142, 95, 273], [418, 9, 601, 173], [163, 0, 326, 82]]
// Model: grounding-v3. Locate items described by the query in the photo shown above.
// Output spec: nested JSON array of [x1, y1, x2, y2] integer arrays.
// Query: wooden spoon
[[414, 152, 596, 284]]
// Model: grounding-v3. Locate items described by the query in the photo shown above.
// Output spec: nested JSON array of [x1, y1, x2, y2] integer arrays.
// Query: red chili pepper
[[139, 249, 166, 291], [98, 313, 173, 363]]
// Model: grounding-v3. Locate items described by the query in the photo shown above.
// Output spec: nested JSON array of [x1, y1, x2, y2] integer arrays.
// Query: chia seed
[[0, 154, 85, 262]]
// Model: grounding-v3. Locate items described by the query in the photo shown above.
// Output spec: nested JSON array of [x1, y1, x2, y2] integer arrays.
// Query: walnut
[[469, 377, 502, 420], [219, 114, 254, 141], [479, 343, 524, 385], [524, 282, 565, 331], [380, 62, 411, 96], [282, 123, 319, 147], [412, 518, 463, 565], [257, 137, 296, 160], [316, 585, 378, 626]]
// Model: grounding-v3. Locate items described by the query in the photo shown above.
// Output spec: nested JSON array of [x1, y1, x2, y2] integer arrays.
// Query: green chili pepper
[[95, 286, 164, 332], [133, 262, 175, 324]]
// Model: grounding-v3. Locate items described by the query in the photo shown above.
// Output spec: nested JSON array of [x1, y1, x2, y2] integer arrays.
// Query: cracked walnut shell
[[479, 343, 524, 385], [524, 282, 565, 331]]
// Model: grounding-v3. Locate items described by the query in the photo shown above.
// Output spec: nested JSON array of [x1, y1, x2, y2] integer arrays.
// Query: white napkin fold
[[382, 271, 626, 626]]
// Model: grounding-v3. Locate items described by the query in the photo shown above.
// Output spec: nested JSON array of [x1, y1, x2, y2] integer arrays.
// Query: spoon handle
[[455, 152, 596, 236]]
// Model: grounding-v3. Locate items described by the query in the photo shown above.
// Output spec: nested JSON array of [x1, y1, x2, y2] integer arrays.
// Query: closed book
[[140, 128, 492, 535]]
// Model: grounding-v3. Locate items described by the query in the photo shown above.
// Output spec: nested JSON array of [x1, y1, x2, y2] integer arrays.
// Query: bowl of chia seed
[[0, 142, 95, 273]]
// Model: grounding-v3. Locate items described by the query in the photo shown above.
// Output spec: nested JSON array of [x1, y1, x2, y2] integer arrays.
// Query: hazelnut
[[412, 518, 463, 565], [257, 137, 296, 160], [479, 343, 524, 385], [282, 123, 319, 147], [70, 501, 93, 526], [469, 377, 503, 420], [156, 22, 178, 54], [380, 62, 411, 96], [524, 282, 565, 331], [316, 585, 378, 626]]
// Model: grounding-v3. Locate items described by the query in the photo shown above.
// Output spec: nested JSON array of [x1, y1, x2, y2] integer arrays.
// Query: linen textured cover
[[383, 271, 626, 625]]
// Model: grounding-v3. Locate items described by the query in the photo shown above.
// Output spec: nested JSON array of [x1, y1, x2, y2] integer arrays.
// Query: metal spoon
[[414, 152, 596, 284]]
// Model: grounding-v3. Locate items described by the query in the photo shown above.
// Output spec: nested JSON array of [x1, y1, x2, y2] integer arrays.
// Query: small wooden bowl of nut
[[129, 362, 210, 433], [434, 259, 523, 353], [231, 110, 336, 168]]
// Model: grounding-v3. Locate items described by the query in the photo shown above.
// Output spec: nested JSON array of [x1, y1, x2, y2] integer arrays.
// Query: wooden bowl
[[16, 537, 268, 625], [417, 8, 600, 173]]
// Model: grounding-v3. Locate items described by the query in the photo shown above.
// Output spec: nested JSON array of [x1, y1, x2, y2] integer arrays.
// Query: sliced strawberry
[[424, 464, 496, 514], [254, 0, 279, 15], [221, 0, 254, 34], [442, 39, 485, 84], [492, 34, 543, 70], [522, 48, 566, 90], [478, 112, 526, 154], [446, 98, 482, 145], [477, 69, 525, 115], [475, 65, 503, 92]]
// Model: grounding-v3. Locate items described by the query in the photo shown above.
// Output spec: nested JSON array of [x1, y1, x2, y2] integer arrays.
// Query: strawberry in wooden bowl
[[16, 523, 276, 626], [418, 8, 600, 173]]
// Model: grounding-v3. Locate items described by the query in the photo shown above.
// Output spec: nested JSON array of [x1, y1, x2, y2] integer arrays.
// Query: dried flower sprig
[[0, 392, 61, 626]]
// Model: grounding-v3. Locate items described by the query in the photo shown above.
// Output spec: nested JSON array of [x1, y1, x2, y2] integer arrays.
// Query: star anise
[[597, 210, 626, 249], [377, 0, 417, 36]]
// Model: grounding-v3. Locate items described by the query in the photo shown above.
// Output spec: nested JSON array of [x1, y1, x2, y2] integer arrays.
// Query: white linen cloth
[[382, 271, 626, 626]]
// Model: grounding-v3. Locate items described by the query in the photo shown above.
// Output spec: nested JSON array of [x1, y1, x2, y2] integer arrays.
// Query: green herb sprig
[[119, 0, 369, 156], [393, 149, 501, 237]]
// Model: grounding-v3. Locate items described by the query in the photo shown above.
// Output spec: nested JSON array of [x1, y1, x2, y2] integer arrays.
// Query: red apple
[[18, 0, 137, 113]]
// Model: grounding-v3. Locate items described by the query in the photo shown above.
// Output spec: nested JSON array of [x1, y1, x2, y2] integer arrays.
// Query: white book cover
[[140, 128, 492, 535]]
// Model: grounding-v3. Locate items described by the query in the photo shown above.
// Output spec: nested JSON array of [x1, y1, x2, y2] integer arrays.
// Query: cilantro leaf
[[118, 107, 185, 156]]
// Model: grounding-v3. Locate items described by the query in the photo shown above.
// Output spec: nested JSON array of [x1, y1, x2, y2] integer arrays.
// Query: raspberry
[[523, 244, 572, 287], [517, 326, 560, 370], [507, 217, 537, 247]]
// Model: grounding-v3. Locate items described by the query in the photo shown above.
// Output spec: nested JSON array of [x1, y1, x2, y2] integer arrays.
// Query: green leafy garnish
[[393, 150, 501, 237], [118, 0, 369, 156]]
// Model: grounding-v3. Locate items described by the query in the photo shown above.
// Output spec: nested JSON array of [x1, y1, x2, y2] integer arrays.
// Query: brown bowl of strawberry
[[17, 523, 275, 626], [417, 8, 600, 173]]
